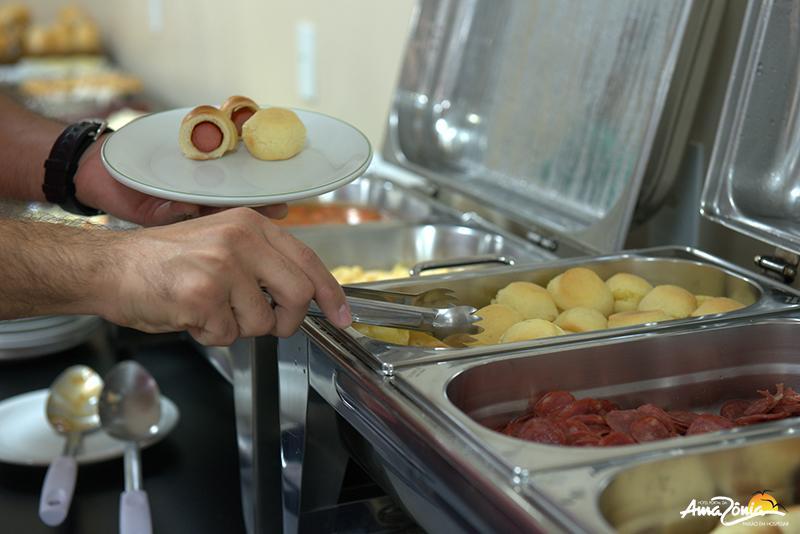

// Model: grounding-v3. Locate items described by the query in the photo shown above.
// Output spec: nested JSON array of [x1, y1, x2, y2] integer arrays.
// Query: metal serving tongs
[[307, 286, 482, 341]]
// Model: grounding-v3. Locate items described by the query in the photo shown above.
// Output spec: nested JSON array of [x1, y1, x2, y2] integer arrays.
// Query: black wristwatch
[[42, 120, 112, 216]]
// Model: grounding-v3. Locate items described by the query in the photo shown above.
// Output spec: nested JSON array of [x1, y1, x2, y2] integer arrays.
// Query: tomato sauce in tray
[[274, 203, 384, 226], [499, 384, 800, 447]]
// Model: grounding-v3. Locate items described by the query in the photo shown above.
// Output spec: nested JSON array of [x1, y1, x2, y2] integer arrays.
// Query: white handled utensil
[[39, 365, 103, 526]]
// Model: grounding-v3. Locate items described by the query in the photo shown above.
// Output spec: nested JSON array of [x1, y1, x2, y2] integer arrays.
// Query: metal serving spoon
[[39, 365, 103, 526], [99, 361, 161, 534]]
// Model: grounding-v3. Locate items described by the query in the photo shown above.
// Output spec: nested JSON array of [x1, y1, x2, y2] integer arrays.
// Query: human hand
[[73, 135, 288, 226], [98, 207, 350, 345]]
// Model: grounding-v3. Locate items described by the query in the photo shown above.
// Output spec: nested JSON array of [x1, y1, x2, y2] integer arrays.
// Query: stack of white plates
[[0, 315, 103, 360]]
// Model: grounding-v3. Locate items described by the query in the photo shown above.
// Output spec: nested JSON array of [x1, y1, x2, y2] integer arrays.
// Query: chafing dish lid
[[383, 0, 719, 254], [702, 1, 800, 255]]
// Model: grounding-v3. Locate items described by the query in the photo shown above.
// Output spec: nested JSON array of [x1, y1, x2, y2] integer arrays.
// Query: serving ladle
[[99, 361, 161, 534], [39, 365, 103, 526]]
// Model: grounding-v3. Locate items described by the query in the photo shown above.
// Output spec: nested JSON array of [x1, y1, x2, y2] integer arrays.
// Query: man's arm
[[0, 208, 351, 345], [0, 217, 117, 318], [0, 92, 288, 226], [0, 93, 63, 202]]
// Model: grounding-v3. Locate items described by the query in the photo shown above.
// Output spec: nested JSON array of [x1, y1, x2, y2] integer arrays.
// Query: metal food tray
[[390, 316, 800, 532], [310, 246, 800, 375], [285, 174, 442, 226], [291, 221, 546, 274]]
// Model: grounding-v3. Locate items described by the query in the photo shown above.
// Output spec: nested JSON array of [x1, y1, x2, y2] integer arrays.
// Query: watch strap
[[43, 121, 110, 216]]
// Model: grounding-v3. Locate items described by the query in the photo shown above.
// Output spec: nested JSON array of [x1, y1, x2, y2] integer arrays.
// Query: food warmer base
[[235, 314, 800, 533], [388, 315, 800, 532]]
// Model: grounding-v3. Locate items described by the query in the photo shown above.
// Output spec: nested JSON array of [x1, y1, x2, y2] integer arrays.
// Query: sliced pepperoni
[[668, 411, 700, 433], [629, 416, 672, 443], [720, 399, 752, 421], [570, 433, 602, 447], [501, 411, 537, 437], [637, 404, 677, 435], [686, 414, 736, 435], [782, 385, 800, 403], [557, 418, 592, 437], [596, 399, 620, 414], [775, 403, 800, 416], [555, 398, 610, 418], [531, 391, 576, 417], [598, 432, 636, 447], [734, 412, 789, 426], [604, 409, 641, 434], [742, 396, 780, 416], [516, 417, 567, 445], [566, 414, 610, 434], [191, 121, 223, 152]]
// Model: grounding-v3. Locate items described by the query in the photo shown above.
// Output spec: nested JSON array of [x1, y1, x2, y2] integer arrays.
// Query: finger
[[187, 307, 239, 346], [244, 242, 316, 337], [252, 204, 289, 220], [259, 222, 350, 328], [230, 282, 277, 337]]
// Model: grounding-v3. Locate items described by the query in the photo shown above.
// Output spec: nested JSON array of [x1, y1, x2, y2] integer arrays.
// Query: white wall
[[23, 1, 416, 146]]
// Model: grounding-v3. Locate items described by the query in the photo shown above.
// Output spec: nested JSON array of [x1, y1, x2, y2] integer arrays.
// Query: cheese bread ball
[[242, 107, 306, 160], [547, 267, 614, 316], [500, 319, 565, 343], [492, 281, 558, 321], [637, 285, 697, 319], [690, 297, 745, 317], [694, 294, 714, 306], [408, 331, 449, 348], [607, 310, 670, 329], [352, 324, 410, 345], [465, 304, 524, 346], [605, 273, 653, 313], [554, 307, 607, 333]]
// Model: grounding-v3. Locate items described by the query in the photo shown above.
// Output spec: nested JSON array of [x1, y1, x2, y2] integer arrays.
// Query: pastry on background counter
[[243, 107, 306, 161], [554, 307, 607, 333], [605, 272, 653, 313], [179, 105, 237, 160], [492, 281, 558, 321], [221, 95, 259, 138], [547, 267, 614, 316], [637, 284, 697, 319], [500, 319, 565, 343]]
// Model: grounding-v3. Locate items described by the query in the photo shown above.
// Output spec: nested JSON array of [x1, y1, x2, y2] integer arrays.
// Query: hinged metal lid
[[701, 0, 800, 256], [383, 0, 722, 254]]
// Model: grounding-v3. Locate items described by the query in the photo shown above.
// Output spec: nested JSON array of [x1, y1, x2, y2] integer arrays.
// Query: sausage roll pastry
[[178, 105, 237, 160], [220, 95, 259, 138]]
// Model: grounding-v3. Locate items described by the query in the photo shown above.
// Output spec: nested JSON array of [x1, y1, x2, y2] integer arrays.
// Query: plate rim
[[0, 388, 180, 466], [101, 107, 373, 207]]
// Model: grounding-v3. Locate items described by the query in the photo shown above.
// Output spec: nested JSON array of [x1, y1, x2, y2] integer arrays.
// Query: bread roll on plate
[[221, 95, 259, 138], [179, 105, 237, 160], [555, 307, 607, 333], [547, 267, 614, 316], [492, 281, 557, 321], [465, 304, 524, 346], [637, 284, 697, 319], [605, 272, 653, 313], [500, 319, 565, 343], [243, 107, 306, 161], [690, 297, 745, 317]]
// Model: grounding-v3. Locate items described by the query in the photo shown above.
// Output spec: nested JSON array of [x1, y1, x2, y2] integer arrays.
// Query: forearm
[[0, 218, 121, 318], [0, 92, 64, 202]]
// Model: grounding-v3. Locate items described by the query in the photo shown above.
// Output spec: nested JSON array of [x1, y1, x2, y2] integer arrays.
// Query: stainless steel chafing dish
[[229, 1, 800, 533]]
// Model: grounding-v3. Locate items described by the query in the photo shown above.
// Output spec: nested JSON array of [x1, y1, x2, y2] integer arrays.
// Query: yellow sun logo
[[748, 490, 787, 514]]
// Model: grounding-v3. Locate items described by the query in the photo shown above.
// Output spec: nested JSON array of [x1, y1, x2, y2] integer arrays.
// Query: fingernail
[[337, 303, 352, 327]]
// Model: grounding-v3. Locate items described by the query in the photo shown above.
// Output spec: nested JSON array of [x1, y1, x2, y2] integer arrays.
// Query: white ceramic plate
[[0, 389, 179, 466], [101, 107, 373, 207]]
